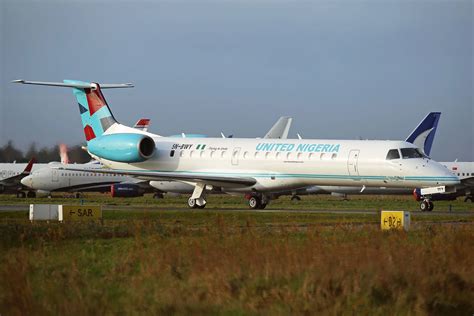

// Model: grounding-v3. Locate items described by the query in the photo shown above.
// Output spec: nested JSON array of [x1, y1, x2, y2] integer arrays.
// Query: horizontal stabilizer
[[12, 79, 134, 89]]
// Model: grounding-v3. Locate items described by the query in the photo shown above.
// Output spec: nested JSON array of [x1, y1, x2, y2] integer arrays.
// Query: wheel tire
[[428, 201, 434, 212], [75, 193, 82, 199], [248, 196, 261, 209], [420, 201, 429, 212], [464, 196, 473, 203], [259, 203, 267, 210], [17, 192, 26, 198], [27, 191, 36, 198], [188, 197, 198, 209], [291, 195, 301, 201], [198, 204, 206, 209], [153, 193, 164, 199]]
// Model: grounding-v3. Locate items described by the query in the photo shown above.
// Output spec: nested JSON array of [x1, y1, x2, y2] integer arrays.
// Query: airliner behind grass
[[13, 79, 459, 209]]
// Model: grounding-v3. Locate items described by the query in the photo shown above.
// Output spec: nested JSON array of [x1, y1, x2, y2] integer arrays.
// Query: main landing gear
[[419, 198, 434, 212], [247, 194, 269, 210], [188, 183, 207, 209]]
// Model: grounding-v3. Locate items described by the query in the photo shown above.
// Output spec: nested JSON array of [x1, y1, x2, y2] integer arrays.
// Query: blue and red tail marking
[[65, 80, 117, 142]]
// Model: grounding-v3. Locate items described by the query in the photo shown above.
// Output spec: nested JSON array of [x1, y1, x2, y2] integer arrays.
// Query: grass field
[[1, 194, 473, 314]]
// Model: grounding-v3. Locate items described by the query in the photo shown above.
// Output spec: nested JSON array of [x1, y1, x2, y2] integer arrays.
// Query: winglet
[[23, 157, 36, 174]]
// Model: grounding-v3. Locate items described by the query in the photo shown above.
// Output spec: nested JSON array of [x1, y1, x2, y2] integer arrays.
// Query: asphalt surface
[[0, 204, 473, 216]]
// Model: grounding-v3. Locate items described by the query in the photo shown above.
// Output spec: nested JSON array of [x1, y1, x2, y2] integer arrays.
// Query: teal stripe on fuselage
[[116, 169, 458, 182]]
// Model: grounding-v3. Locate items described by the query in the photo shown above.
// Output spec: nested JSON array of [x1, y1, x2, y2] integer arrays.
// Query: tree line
[[0, 141, 91, 163]]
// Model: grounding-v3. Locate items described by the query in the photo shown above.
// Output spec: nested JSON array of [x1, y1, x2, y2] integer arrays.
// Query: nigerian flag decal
[[196, 144, 206, 150]]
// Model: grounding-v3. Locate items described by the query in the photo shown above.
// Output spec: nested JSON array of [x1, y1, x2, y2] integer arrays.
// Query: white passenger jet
[[13, 79, 459, 209], [20, 117, 293, 198]]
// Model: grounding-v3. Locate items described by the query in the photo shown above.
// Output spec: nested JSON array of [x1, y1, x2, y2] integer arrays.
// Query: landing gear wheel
[[428, 201, 434, 211], [198, 204, 206, 209], [464, 196, 473, 203], [291, 195, 301, 201], [259, 203, 267, 210], [27, 191, 36, 198], [16, 191, 26, 198], [75, 192, 82, 199], [188, 197, 198, 209], [420, 201, 429, 212], [248, 196, 261, 209], [153, 193, 164, 199]]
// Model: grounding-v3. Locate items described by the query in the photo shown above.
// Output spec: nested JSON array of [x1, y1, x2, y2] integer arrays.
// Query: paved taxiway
[[0, 204, 473, 216]]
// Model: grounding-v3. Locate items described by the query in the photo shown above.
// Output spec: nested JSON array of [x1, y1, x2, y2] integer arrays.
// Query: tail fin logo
[[68, 81, 117, 141]]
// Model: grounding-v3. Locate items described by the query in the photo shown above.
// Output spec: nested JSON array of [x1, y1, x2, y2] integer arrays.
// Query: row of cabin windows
[[170, 150, 338, 161], [457, 173, 474, 177], [1, 170, 21, 177], [59, 173, 126, 177]]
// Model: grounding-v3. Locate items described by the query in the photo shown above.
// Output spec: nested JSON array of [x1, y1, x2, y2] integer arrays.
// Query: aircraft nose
[[21, 176, 33, 188]]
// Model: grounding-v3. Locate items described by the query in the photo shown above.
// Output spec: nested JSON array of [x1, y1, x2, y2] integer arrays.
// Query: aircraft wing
[[264, 116, 292, 139], [56, 166, 256, 187], [460, 177, 474, 188], [0, 158, 36, 185]]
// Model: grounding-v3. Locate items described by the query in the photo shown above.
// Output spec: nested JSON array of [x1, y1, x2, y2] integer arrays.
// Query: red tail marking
[[85, 85, 108, 116], [84, 125, 96, 141], [24, 157, 36, 174], [135, 119, 150, 126]]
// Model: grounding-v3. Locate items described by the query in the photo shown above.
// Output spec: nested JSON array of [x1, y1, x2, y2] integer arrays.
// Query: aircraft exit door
[[347, 150, 360, 177]]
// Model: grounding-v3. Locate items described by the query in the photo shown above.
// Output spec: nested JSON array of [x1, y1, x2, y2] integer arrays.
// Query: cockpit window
[[400, 148, 425, 159], [386, 149, 400, 160]]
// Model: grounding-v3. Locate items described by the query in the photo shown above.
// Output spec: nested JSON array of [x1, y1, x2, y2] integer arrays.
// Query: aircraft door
[[231, 147, 241, 166], [52, 169, 59, 182], [347, 150, 360, 177]]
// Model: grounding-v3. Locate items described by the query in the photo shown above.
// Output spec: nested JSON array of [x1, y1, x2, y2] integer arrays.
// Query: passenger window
[[297, 153, 302, 160], [386, 149, 400, 160], [221, 151, 227, 158], [331, 153, 337, 160], [180, 150, 185, 157], [243, 151, 249, 159], [170, 150, 175, 157]]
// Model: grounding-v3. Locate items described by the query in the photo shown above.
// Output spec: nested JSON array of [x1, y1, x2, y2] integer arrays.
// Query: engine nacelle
[[111, 184, 145, 198], [88, 133, 155, 163]]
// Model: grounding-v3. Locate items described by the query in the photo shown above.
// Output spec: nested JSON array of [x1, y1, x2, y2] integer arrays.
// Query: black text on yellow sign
[[59, 205, 102, 221], [381, 211, 410, 231]]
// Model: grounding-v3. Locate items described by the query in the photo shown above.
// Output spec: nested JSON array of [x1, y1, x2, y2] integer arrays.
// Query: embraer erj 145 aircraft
[[13, 79, 459, 209]]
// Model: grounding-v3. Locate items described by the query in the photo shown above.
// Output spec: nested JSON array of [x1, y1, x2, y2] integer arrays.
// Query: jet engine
[[111, 184, 145, 198], [88, 133, 155, 163]]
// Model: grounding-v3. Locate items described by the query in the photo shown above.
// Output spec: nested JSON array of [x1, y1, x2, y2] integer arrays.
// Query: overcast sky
[[0, 0, 472, 161]]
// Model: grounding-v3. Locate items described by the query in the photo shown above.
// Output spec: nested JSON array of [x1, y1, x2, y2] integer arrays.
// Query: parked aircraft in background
[[14, 79, 459, 210], [0, 158, 38, 197]]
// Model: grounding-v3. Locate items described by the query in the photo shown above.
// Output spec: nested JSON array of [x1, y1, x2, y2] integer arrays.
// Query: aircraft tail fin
[[12, 79, 134, 142], [264, 116, 293, 139], [405, 112, 441, 156], [134, 119, 151, 132]]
